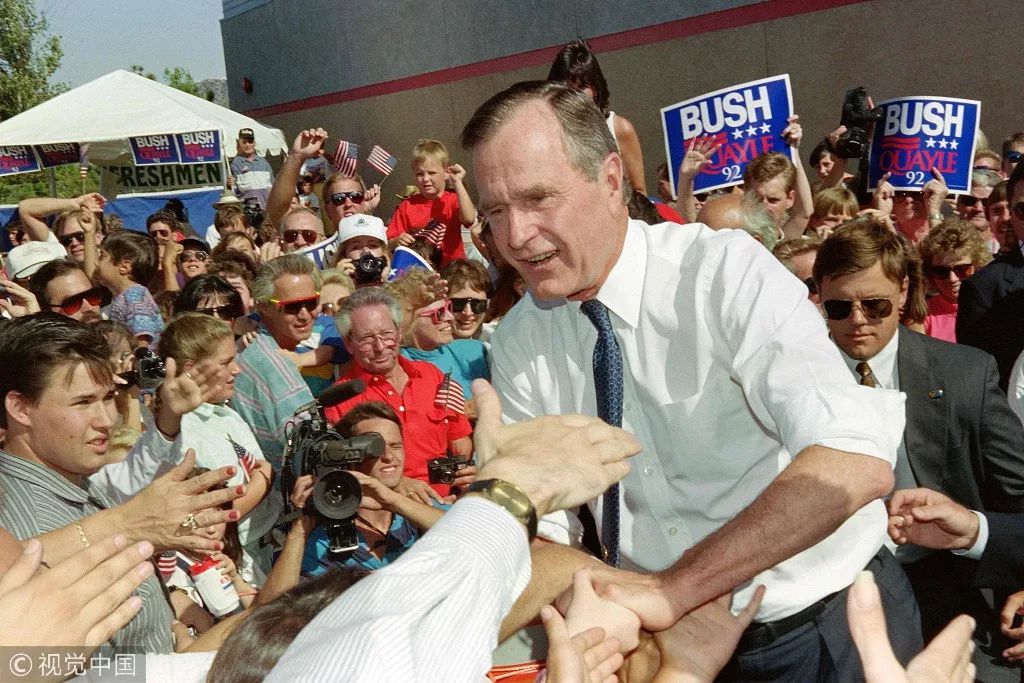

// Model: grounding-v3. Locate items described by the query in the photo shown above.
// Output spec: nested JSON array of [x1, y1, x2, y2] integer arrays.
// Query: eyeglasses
[[282, 229, 320, 244], [450, 297, 488, 315], [822, 298, 894, 321], [350, 329, 398, 349], [329, 191, 365, 206], [195, 304, 242, 320], [57, 231, 86, 247], [51, 286, 106, 315], [149, 228, 171, 238], [177, 250, 209, 264], [269, 295, 320, 315], [929, 263, 975, 280], [417, 300, 452, 325], [803, 277, 818, 296], [1006, 151, 1024, 164], [956, 195, 983, 208]]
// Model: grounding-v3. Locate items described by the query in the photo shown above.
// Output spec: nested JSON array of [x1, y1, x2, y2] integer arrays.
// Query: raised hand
[[448, 164, 467, 184], [364, 184, 382, 213], [76, 192, 106, 214], [782, 114, 804, 148], [873, 171, 895, 215], [291, 128, 329, 161], [922, 167, 948, 214], [0, 278, 40, 318], [679, 136, 721, 178]]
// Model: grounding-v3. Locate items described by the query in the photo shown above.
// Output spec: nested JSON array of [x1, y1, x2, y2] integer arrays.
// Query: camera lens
[[311, 470, 362, 521]]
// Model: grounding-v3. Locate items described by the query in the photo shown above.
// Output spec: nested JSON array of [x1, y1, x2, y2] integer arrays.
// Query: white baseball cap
[[5, 240, 68, 279], [337, 214, 387, 246]]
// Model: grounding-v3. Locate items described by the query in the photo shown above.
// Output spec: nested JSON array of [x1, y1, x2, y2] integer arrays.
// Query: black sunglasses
[[1006, 151, 1024, 164], [929, 264, 974, 280], [282, 229, 320, 244], [822, 298, 894, 321], [195, 304, 242, 320], [450, 297, 488, 314], [57, 231, 86, 247], [329, 191, 365, 206], [51, 285, 107, 315], [957, 195, 983, 207]]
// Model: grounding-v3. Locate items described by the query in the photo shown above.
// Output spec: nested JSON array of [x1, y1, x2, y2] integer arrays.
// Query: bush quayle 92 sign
[[175, 131, 221, 164], [661, 74, 796, 195], [34, 143, 81, 169], [0, 146, 41, 176], [130, 134, 181, 165], [867, 96, 980, 193]]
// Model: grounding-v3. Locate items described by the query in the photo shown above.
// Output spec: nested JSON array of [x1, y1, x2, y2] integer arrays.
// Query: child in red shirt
[[387, 139, 476, 267]]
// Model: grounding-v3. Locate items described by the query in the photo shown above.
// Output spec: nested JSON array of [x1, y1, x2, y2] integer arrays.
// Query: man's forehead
[[351, 304, 396, 330]]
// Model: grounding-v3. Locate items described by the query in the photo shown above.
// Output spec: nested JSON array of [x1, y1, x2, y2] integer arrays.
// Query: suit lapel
[[897, 328, 949, 489]]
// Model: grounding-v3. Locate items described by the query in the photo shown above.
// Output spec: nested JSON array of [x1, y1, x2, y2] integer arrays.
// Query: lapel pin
[[927, 389, 944, 399]]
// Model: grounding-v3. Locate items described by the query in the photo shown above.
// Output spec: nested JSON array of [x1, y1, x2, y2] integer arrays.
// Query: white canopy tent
[[0, 69, 286, 164]]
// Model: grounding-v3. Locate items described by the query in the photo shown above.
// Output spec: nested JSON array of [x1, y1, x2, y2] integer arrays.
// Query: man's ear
[[4, 391, 32, 430], [116, 258, 133, 277], [602, 152, 625, 201]]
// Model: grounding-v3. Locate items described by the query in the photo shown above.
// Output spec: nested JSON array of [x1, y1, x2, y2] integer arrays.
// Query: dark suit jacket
[[956, 249, 1024, 392], [976, 512, 1024, 588], [898, 326, 1024, 514], [895, 327, 1024, 640]]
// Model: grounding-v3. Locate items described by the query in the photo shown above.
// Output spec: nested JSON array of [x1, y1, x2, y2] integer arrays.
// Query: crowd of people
[[1, 37, 1023, 681]]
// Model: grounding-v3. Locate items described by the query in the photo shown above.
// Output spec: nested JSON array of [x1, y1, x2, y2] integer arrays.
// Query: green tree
[[0, 0, 65, 121], [163, 67, 199, 96], [130, 64, 156, 80]]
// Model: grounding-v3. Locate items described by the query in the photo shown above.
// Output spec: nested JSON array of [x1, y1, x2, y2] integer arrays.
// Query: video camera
[[353, 253, 388, 284], [281, 380, 384, 555], [834, 87, 884, 159], [118, 347, 166, 390], [242, 197, 265, 231]]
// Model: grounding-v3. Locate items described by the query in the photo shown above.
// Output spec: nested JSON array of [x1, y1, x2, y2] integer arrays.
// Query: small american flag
[[414, 220, 446, 249], [228, 434, 257, 477], [366, 145, 398, 178], [157, 552, 177, 580], [333, 140, 359, 176], [434, 371, 466, 414], [79, 143, 90, 179]]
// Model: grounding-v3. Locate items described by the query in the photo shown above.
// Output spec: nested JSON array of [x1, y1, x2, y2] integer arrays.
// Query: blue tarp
[[1, 187, 222, 251]]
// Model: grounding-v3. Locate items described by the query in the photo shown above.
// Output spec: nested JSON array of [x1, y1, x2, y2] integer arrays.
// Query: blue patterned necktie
[[580, 299, 623, 566]]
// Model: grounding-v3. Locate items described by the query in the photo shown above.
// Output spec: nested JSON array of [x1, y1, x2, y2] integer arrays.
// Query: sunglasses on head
[[450, 297, 488, 315], [418, 299, 452, 325], [822, 298, 894, 321], [177, 250, 209, 263], [195, 303, 242, 320], [1006, 151, 1024, 164], [329, 191, 365, 206], [57, 231, 86, 247], [281, 229, 320, 244], [929, 263, 974, 280], [51, 285, 106, 315], [270, 294, 320, 315]]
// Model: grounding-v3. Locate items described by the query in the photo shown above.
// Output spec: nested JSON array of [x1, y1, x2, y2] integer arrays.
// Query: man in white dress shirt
[[461, 80, 920, 679]]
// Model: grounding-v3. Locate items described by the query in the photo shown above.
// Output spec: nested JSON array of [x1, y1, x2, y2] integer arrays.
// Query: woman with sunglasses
[[919, 219, 992, 343], [16, 193, 106, 265], [161, 238, 212, 293], [176, 274, 247, 331], [873, 170, 949, 245], [390, 269, 490, 408]]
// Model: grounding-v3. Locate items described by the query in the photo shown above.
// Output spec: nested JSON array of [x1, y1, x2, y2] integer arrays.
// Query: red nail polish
[[226, 467, 236, 476], [229, 511, 239, 520], [235, 486, 245, 495]]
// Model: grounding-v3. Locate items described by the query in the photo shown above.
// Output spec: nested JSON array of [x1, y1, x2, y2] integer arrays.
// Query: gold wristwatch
[[464, 479, 538, 541]]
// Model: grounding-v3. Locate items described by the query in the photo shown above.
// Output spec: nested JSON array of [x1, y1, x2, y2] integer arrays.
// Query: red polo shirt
[[386, 190, 468, 266], [323, 356, 472, 496]]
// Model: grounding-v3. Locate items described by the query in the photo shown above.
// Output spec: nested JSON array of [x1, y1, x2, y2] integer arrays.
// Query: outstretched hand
[[541, 605, 623, 683], [887, 488, 979, 551], [679, 136, 720, 179]]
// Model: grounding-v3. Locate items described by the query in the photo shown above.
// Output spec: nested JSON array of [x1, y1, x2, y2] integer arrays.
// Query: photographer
[[295, 401, 444, 576], [332, 214, 391, 287]]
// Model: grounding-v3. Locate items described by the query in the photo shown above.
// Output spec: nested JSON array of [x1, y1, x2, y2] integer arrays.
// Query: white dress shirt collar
[[839, 329, 900, 390], [593, 220, 646, 329]]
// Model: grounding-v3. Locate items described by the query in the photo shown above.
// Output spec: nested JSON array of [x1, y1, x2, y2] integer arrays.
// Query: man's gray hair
[[335, 286, 403, 338], [971, 168, 1002, 189], [251, 254, 322, 303], [279, 206, 322, 235], [460, 80, 619, 185]]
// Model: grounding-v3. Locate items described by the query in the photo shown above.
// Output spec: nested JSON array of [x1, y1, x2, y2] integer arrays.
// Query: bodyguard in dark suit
[[958, 162, 1024, 392], [815, 219, 1024, 679]]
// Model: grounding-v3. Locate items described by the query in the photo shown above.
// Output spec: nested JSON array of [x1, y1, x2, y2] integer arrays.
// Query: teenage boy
[[387, 140, 476, 267], [94, 231, 164, 348]]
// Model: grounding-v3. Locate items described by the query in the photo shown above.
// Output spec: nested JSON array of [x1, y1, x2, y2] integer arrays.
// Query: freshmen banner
[[661, 74, 795, 195], [0, 146, 41, 176], [99, 162, 224, 195], [129, 134, 181, 165], [867, 96, 980, 193]]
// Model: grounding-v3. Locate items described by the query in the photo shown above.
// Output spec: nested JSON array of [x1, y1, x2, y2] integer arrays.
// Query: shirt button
[[668, 527, 678, 536], [643, 466, 654, 476], [398, 406, 405, 412], [387, 391, 394, 396]]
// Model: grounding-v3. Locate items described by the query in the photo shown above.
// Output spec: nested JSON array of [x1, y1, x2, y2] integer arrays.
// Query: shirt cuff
[[951, 510, 988, 560]]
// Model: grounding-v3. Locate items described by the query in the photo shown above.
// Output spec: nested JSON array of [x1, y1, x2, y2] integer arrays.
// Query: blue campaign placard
[[661, 74, 795, 195], [867, 96, 980, 193], [33, 143, 81, 169], [175, 130, 222, 164], [129, 134, 181, 165], [0, 146, 40, 176]]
